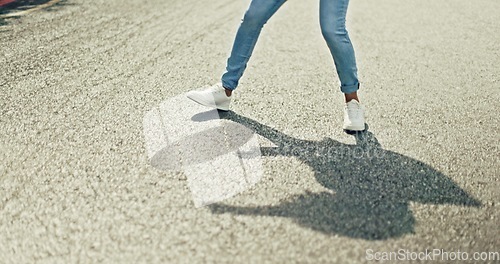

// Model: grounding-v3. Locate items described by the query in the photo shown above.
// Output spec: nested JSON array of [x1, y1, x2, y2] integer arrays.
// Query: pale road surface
[[1, 0, 499, 263]]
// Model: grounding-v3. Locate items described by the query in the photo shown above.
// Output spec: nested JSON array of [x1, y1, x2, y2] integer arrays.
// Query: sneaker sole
[[343, 124, 366, 131], [186, 94, 230, 111]]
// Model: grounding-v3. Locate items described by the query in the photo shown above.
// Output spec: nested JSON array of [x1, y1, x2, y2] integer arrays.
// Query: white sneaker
[[343, 100, 365, 131], [186, 83, 232, 111]]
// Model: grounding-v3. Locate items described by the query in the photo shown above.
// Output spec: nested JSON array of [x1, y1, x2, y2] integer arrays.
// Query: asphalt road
[[1, 0, 499, 263]]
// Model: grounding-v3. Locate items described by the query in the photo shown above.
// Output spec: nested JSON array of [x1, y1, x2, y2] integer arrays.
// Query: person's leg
[[320, 0, 365, 131], [186, 0, 285, 110], [319, 0, 359, 103], [221, 0, 287, 95]]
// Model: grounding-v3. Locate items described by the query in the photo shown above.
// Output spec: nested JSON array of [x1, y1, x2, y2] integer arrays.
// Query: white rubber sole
[[186, 93, 230, 111], [343, 123, 366, 131]]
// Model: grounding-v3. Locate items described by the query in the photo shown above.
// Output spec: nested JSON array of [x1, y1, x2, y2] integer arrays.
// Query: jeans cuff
[[341, 82, 359, 94], [221, 80, 236, 91]]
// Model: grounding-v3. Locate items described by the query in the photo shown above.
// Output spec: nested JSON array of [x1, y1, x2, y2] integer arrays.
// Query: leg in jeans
[[221, 0, 287, 90], [320, 0, 359, 95]]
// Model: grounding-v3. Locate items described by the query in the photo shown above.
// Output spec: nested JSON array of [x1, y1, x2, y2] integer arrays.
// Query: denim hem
[[341, 82, 359, 94], [221, 80, 236, 91]]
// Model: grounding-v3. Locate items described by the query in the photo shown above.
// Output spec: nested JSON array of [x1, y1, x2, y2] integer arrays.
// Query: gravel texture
[[0, 0, 499, 263]]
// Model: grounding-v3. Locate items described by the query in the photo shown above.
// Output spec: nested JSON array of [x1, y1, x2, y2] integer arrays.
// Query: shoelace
[[346, 103, 362, 119], [208, 84, 224, 93]]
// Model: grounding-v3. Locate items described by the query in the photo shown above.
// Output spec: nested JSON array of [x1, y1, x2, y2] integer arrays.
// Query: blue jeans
[[221, 0, 359, 94]]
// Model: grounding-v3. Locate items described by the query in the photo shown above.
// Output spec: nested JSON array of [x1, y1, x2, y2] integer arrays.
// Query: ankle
[[344, 92, 359, 103]]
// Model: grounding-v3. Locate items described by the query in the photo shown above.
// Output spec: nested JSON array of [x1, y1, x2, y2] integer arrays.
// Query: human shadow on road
[[192, 110, 481, 240]]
